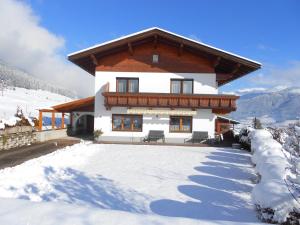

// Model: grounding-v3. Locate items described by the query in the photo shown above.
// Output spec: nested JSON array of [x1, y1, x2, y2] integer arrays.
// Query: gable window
[[116, 78, 139, 93], [170, 79, 193, 94], [112, 114, 142, 132], [152, 54, 159, 63], [170, 116, 192, 133]]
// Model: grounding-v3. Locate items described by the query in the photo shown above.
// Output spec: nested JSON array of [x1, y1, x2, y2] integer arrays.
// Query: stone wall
[[0, 131, 37, 150], [0, 127, 68, 151]]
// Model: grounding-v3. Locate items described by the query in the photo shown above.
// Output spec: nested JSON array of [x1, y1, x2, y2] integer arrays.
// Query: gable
[[68, 27, 261, 86], [96, 41, 214, 73]]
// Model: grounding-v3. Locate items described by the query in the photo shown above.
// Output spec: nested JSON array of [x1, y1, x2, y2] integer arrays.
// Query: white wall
[[95, 71, 217, 94], [94, 72, 217, 142]]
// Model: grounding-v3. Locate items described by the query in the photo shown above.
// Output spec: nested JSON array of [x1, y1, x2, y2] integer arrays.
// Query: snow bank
[[250, 129, 299, 222]]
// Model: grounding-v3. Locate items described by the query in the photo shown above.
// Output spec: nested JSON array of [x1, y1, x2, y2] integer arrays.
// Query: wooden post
[[70, 113, 73, 128], [61, 113, 65, 129], [38, 111, 43, 131], [51, 112, 55, 129]]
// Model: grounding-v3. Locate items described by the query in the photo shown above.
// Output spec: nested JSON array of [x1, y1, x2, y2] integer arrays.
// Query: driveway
[[0, 143, 263, 225]]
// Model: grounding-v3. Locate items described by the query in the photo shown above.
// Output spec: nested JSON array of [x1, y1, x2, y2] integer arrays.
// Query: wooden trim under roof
[[40, 96, 95, 113], [68, 27, 261, 85]]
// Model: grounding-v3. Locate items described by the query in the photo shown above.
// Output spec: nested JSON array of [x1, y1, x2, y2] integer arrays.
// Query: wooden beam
[[213, 56, 221, 68], [61, 113, 65, 129], [178, 43, 184, 56], [51, 112, 55, 129], [231, 63, 241, 75], [90, 54, 98, 66], [216, 73, 233, 81], [153, 34, 158, 49], [128, 42, 133, 55], [38, 111, 43, 131]]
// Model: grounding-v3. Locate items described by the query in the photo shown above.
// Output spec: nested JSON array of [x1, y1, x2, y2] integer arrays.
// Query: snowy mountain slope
[[230, 87, 300, 123], [0, 61, 76, 98], [0, 87, 72, 119]]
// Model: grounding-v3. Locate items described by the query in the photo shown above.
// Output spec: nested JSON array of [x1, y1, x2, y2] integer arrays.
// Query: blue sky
[[2, 0, 300, 96]]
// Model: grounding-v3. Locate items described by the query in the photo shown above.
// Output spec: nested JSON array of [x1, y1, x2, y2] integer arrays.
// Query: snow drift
[[250, 129, 299, 223]]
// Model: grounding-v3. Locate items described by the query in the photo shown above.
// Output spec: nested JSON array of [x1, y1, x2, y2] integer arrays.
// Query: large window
[[169, 116, 192, 133], [112, 114, 142, 132], [116, 78, 139, 93], [170, 79, 193, 94]]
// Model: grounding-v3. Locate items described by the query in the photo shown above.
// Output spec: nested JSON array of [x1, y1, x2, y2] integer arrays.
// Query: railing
[[102, 92, 239, 113]]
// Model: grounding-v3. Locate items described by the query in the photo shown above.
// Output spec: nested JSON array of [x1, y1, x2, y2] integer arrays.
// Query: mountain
[[0, 61, 76, 98], [0, 87, 72, 120], [230, 87, 300, 124]]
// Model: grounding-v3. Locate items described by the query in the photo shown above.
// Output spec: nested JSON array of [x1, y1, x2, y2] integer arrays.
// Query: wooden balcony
[[102, 92, 239, 114]]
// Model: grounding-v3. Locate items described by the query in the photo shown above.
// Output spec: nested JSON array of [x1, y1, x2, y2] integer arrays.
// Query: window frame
[[116, 77, 139, 93], [169, 116, 193, 133], [112, 114, 143, 132], [170, 79, 194, 94]]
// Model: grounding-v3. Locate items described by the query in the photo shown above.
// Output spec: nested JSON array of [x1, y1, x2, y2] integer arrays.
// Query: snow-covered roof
[[217, 115, 240, 124], [68, 27, 261, 65]]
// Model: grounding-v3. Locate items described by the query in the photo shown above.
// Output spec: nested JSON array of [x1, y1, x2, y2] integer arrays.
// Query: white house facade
[[41, 27, 260, 143]]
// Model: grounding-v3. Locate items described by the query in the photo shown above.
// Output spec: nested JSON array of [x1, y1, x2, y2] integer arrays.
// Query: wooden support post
[[51, 112, 55, 129], [61, 113, 65, 129], [70, 112, 73, 127], [38, 111, 43, 131]]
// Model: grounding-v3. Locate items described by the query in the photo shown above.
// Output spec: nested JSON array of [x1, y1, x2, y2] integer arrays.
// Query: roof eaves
[[67, 27, 261, 66]]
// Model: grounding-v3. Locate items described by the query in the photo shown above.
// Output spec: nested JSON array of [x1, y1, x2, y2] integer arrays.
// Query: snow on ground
[[0, 143, 264, 225], [0, 87, 72, 119]]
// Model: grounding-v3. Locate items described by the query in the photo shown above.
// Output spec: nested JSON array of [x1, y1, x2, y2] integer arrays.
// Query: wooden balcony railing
[[102, 92, 239, 114]]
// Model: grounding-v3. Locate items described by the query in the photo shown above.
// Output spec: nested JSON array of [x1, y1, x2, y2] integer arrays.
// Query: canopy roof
[[68, 27, 261, 85], [40, 96, 95, 113], [216, 115, 240, 124]]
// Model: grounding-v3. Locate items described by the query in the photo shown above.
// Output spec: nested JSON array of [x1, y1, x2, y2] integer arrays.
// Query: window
[[152, 54, 159, 63], [170, 116, 192, 133], [116, 78, 139, 93], [112, 114, 142, 132], [170, 79, 193, 94]]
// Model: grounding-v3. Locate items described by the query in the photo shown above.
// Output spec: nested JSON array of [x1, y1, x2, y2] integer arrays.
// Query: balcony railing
[[102, 92, 239, 114]]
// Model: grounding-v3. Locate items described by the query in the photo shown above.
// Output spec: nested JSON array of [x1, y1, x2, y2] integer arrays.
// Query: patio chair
[[142, 130, 165, 143], [184, 131, 209, 144]]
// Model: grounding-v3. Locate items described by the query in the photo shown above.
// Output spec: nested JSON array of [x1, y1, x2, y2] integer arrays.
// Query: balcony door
[[116, 78, 139, 93], [170, 79, 193, 94]]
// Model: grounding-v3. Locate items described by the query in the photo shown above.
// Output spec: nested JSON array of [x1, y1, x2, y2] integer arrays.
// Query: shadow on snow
[[150, 149, 258, 222], [12, 167, 148, 213]]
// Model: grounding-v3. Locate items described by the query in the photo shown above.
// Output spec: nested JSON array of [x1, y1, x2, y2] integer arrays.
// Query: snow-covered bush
[[238, 127, 254, 150], [250, 129, 300, 223], [0, 107, 34, 130]]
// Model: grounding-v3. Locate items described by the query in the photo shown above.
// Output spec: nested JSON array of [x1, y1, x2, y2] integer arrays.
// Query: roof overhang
[[68, 27, 261, 85], [216, 115, 240, 124], [40, 96, 95, 113]]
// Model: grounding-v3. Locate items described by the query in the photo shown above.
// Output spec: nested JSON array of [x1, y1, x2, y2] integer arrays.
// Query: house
[[39, 27, 260, 143]]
